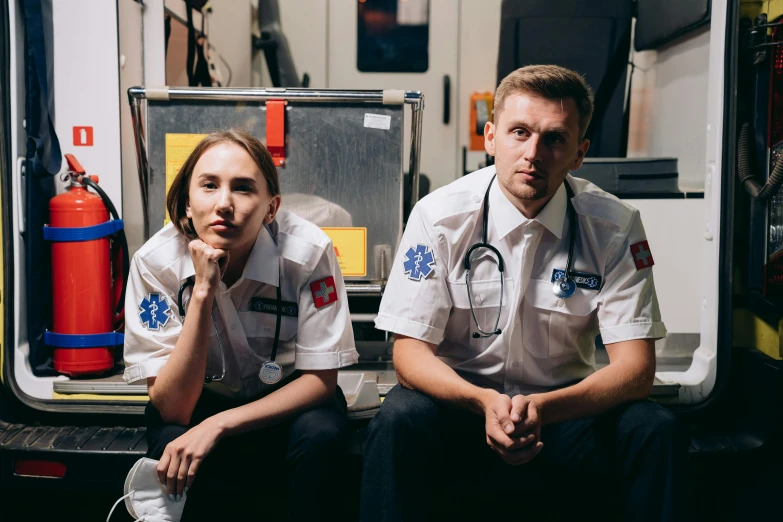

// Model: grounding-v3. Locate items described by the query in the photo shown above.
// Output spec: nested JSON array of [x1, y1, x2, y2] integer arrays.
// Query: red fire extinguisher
[[44, 154, 128, 377]]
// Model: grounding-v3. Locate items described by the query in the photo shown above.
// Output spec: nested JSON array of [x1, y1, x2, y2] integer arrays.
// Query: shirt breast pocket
[[522, 278, 599, 358], [238, 312, 298, 342], [447, 277, 514, 352]]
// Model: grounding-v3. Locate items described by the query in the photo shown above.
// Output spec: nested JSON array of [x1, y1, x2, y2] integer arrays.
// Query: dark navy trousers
[[360, 385, 690, 522], [146, 387, 347, 522]]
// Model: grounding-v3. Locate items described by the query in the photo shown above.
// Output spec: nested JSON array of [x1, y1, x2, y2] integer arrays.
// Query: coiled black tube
[[738, 121, 783, 200]]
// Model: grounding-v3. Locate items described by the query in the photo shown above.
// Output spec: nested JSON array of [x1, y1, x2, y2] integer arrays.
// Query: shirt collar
[[176, 224, 279, 286], [490, 175, 567, 240], [241, 224, 280, 285]]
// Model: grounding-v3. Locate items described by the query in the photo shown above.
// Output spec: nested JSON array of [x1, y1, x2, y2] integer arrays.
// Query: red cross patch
[[311, 276, 338, 308], [630, 240, 654, 270]]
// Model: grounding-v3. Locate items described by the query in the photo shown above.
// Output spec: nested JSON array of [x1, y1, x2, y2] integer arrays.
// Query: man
[[360, 65, 689, 521]]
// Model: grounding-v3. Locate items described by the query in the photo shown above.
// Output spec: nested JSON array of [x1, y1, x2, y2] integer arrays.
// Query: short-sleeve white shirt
[[123, 211, 358, 400], [376, 167, 666, 395]]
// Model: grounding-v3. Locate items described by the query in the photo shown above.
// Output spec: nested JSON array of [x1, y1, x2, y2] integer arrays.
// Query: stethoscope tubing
[[464, 174, 578, 338], [177, 274, 282, 384]]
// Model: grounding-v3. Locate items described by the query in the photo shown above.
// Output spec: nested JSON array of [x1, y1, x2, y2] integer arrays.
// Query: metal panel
[[80, 427, 125, 451], [106, 428, 147, 452], [34, 426, 77, 450], [0, 424, 25, 446], [60, 426, 100, 451], [17, 426, 50, 447], [53, 380, 147, 395], [130, 87, 424, 286]]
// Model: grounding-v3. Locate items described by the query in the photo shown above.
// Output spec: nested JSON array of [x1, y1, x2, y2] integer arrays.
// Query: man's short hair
[[494, 65, 595, 140]]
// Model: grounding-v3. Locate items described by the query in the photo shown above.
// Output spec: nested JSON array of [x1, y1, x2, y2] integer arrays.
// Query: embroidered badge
[[550, 269, 602, 290], [138, 293, 172, 331], [251, 297, 299, 317], [630, 240, 654, 270], [311, 276, 338, 308], [403, 244, 435, 281]]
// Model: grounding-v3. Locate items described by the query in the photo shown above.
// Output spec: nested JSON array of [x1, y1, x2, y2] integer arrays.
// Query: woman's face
[[186, 142, 279, 253]]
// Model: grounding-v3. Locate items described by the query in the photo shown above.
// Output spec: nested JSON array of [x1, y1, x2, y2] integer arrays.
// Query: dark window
[[357, 0, 430, 73]]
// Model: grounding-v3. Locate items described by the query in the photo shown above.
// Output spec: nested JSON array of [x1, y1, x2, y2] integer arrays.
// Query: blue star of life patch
[[138, 293, 172, 331], [403, 244, 435, 281], [551, 269, 602, 291]]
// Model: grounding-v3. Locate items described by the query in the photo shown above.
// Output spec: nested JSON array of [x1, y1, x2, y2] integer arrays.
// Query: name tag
[[550, 269, 602, 291], [250, 297, 299, 317]]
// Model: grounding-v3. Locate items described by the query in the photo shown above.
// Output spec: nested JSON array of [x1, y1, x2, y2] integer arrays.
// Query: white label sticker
[[364, 113, 391, 130]]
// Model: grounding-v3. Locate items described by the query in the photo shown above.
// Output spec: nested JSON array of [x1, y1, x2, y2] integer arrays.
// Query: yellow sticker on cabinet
[[165, 133, 208, 224], [321, 228, 367, 277]]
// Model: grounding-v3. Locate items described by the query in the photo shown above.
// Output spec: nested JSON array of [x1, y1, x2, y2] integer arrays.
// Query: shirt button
[[231, 323, 236, 330], [475, 294, 482, 305], [556, 299, 565, 307], [264, 326, 271, 332]]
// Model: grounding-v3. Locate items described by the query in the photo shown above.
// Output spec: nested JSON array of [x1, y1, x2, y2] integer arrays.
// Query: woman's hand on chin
[[189, 239, 229, 299]]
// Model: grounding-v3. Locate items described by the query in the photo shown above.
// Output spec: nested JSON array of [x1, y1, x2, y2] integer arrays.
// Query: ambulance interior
[[1, 0, 761, 421]]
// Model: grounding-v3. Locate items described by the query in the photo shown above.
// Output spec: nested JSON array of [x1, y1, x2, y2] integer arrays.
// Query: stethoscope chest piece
[[552, 276, 576, 299], [259, 361, 283, 385]]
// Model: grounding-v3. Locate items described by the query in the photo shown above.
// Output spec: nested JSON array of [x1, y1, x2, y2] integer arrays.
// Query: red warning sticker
[[73, 126, 94, 146]]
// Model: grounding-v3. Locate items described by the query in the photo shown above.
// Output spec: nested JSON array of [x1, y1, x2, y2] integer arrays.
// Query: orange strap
[[266, 100, 286, 167]]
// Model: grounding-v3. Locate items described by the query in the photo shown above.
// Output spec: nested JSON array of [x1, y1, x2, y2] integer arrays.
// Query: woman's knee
[[146, 424, 189, 459], [288, 407, 345, 458]]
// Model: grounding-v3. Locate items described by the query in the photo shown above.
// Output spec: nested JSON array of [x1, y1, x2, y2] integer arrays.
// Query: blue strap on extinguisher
[[43, 218, 127, 349], [43, 219, 125, 242], [43, 218, 126, 349], [44, 331, 125, 348]]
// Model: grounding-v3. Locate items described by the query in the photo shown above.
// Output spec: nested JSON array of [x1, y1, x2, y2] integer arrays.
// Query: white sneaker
[[106, 457, 187, 522]]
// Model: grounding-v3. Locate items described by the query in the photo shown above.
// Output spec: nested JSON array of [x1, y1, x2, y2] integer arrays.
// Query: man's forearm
[[393, 336, 496, 415], [529, 340, 655, 426]]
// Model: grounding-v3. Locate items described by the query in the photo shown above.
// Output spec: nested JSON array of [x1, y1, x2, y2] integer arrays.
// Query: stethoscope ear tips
[[472, 332, 480, 339]]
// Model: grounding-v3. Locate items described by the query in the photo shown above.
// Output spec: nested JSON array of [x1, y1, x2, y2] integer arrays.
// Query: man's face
[[485, 93, 590, 211]]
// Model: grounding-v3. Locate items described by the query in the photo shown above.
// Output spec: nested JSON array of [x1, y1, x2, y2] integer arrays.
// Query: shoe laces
[[107, 491, 146, 522]]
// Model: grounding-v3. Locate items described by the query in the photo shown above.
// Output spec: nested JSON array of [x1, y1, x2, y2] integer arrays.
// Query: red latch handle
[[64, 153, 86, 175], [266, 100, 286, 167]]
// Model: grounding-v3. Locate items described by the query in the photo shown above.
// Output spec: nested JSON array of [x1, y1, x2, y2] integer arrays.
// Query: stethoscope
[[177, 273, 284, 386], [464, 174, 579, 338]]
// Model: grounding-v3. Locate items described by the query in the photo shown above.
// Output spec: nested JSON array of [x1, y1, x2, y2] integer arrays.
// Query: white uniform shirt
[[376, 166, 666, 395], [123, 211, 358, 400]]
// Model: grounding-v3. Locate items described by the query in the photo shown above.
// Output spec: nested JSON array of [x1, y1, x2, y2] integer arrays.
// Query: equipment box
[[574, 157, 680, 195], [130, 87, 425, 287]]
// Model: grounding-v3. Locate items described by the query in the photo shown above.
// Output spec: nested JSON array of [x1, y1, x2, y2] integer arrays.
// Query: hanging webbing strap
[[22, 0, 62, 176]]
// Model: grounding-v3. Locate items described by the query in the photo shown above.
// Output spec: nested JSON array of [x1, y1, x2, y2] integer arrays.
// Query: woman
[[122, 129, 358, 521]]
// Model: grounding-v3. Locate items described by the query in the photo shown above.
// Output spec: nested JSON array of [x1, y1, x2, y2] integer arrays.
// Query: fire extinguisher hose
[[79, 176, 130, 317]]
